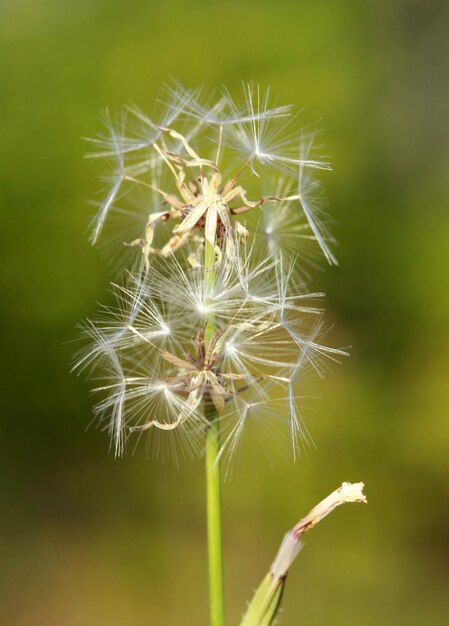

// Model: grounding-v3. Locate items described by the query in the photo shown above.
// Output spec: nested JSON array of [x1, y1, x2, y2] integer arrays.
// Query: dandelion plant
[[75, 82, 366, 625]]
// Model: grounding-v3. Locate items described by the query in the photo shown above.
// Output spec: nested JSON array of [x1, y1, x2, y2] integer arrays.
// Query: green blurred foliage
[[1, 0, 448, 624]]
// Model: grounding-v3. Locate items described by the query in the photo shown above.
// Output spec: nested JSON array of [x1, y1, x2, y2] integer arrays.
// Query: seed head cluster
[[75, 82, 344, 466]]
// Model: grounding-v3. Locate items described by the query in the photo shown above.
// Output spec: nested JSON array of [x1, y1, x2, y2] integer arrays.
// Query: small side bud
[[239, 482, 367, 626]]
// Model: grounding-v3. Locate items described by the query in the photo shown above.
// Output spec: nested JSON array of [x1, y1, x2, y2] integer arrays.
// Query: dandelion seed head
[[76, 247, 343, 463], [77, 82, 345, 466], [86, 81, 336, 270]]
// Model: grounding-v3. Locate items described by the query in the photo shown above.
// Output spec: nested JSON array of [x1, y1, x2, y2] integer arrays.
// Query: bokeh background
[[1, 1, 448, 624]]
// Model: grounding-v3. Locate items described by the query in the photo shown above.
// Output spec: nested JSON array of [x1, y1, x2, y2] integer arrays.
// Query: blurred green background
[[1, 1, 448, 624]]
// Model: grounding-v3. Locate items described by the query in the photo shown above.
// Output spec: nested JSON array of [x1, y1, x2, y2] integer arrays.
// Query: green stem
[[204, 237, 225, 626], [206, 405, 224, 626]]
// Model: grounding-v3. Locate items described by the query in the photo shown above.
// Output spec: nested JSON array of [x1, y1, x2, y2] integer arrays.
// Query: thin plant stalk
[[204, 237, 225, 626], [205, 405, 225, 626]]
